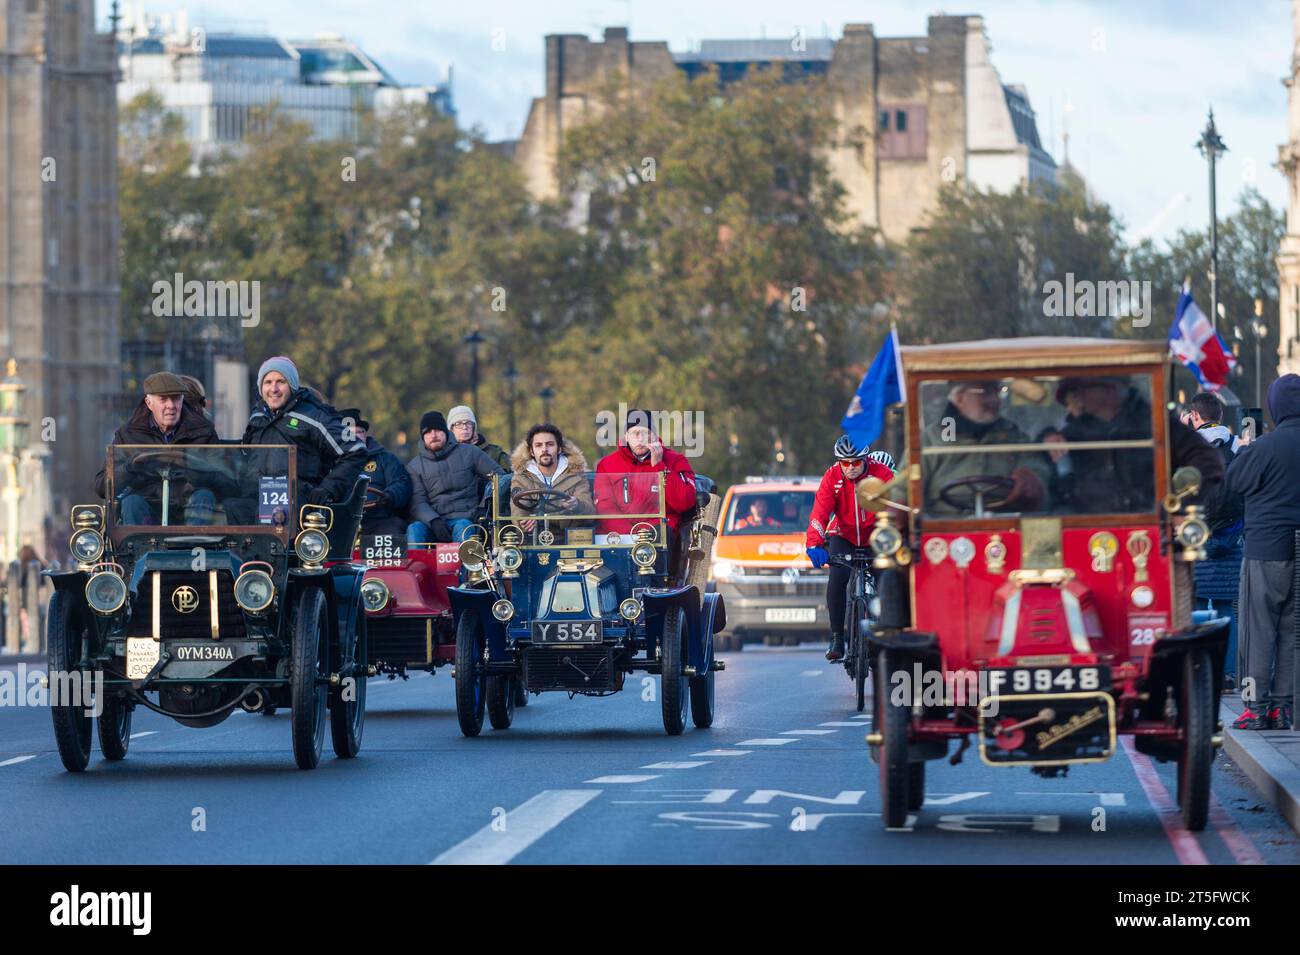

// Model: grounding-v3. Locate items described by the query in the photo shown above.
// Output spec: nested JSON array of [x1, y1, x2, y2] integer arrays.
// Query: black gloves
[[306, 487, 333, 505]]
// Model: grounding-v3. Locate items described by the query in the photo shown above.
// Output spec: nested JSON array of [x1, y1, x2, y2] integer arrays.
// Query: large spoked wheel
[[487, 674, 516, 730], [455, 613, 486, 737], [47, 590, 93, 773], [661, 607, 689, 735], [329, 610, 367, 759], [290, 587, 330, 770], [97, 693, 133, 761], [851, 598, 869, 712], [689, 618, 716, 729], [1177, 648, 1214, 831], [874, 648, 911, 828]]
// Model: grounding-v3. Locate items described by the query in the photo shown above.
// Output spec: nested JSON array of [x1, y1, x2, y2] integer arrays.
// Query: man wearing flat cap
[[338, 408, 412, 536], [94, 371, 220, 524]]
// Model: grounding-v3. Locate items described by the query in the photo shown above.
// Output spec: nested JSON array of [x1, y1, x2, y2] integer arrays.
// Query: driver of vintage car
[[922, 379, 1050, 516], [509, 423, 595, 534]]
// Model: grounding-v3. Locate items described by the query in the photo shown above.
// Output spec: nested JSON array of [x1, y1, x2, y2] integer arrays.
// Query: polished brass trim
[[151, 571, 161, 641], [1008, 567, 1075, 586], [921, 439, 1153, 456], [209, 570, 220, 640], [977, 691, 1116, 767], [1020, 517, 1062, 570]]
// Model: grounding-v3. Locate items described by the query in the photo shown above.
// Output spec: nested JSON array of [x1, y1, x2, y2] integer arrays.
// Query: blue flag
[[841, 326, 905, 447]]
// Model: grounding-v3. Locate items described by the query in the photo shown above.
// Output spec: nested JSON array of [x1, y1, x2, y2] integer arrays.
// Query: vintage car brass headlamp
[[631, 541, 657, 575], [492, 598, 515, 622], [295, 529, 330, 565], [1175, 509, 1210, 560], [458, 539, 490, 585], [71, 505, 105, 532], [234, 568, 276, 614], [84, 569, 127, 615], [498, 524, 524, 548], [360, 578, 390, 613], [497, 546, 524, 577], [69, 528, 105, 565], [619, 597, 642, 621]]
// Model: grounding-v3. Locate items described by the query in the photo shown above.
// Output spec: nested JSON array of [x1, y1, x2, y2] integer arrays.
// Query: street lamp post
[[503, 361, 520, 446], [1253, 297, 1268, 409], [0, 359, 30, 566], [463, 329, 485, 412], [1196, 109, 1228, 330], [538, 385, 555, 423]]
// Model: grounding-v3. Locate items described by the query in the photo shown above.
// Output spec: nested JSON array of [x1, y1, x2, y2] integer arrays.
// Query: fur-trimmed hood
[[510, 439, 588, 476]]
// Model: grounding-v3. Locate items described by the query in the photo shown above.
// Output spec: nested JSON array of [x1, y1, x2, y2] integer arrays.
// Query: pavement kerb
[[1220, 701, 1300, 836]]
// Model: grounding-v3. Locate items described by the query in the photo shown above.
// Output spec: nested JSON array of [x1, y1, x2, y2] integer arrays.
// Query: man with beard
[[509, 423, 594, 534], [922, 379, 1049, 517]]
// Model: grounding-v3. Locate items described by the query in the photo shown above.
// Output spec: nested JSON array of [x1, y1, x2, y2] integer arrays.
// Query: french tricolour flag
[[1168, 281, 1236, 391]]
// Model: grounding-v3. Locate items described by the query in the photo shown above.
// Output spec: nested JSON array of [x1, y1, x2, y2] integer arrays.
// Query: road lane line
[[585, 774, 661, 783], [1209, 795, 1267, 865], [0, 755, 36, 767], [801, 671, 823, 677], [1015, 791, 1128, 806], [1119, 737, 1208, 865], [850, 714, 872, 720], [736, 738, 798, 746], [781, 729, 835, 735], [129, 731, 158, 740], [642, 761, 710, 769], [692, 750, 751, 757], [430, 790, 600, 865], [820, 721, 864, 727]]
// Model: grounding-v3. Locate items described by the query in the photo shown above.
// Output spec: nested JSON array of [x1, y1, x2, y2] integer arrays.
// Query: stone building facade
[[1278, 0, 1300, 375], [516, 17, 1055, 242], [0, 0, 120, 557]]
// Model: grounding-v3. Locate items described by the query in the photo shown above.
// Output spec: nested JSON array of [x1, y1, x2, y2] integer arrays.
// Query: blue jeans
[[407, 518, 473, 546], [1194, 596, 1238, 678], [122, 489, 216, 525]]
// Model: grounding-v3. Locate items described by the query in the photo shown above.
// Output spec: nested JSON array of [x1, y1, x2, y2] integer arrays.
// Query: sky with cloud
[[123, 0, 1295, 246]]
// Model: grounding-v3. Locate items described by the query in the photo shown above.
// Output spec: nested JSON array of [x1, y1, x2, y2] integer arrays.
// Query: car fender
[[330, 563, 367, 663], [643, 585, 703, 664], [695, 591, 726, 673], [448, 586, 509, 660], [44, 567, 89, 594], [287, 569, 340, 646]]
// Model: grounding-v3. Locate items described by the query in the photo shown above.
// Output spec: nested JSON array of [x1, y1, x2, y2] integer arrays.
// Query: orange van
[[708, 476, 828, 650]]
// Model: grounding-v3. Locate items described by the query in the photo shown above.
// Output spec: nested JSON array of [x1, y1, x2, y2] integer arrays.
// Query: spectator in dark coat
[[338, 409, 412, 537], [1226, 374, 1300, 730], [406, 411, 505, 545]]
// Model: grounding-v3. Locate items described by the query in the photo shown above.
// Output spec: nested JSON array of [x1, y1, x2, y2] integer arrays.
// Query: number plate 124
[[985, 666, 1109, 696], [532, 621, 603, 644]]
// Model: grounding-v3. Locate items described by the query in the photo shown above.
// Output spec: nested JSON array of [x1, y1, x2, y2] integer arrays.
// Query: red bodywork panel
[[913, 525, 1170, 676], [355, 545, 460, 660]]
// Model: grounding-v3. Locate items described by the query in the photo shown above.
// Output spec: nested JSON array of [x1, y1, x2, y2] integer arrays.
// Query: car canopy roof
[[900, 337, 1167, 374]]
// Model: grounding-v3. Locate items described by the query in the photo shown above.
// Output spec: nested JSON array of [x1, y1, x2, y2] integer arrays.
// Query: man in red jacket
[[805, 435, 895, 660], [594, 411, 698, 557]]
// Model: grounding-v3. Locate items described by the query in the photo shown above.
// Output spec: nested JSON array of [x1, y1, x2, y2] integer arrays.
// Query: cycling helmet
[[868, 450, 896, 470], [833, 434, 866, 460]]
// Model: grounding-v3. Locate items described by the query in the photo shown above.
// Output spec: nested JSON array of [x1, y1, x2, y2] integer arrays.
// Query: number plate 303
[[985, 666, 1110, 697]]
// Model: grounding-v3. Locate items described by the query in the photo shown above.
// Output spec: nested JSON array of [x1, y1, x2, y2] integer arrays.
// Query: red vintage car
[[861, 337, 1229, 830]]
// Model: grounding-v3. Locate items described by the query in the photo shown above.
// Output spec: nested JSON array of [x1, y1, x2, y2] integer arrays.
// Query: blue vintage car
[[46, 444, 370, 771], [449, 470, 727, 736]]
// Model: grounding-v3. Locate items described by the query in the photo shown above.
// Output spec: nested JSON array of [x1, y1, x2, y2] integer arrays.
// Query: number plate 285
[[531, 621, 603, 644], [985, 666, 1109, 696]]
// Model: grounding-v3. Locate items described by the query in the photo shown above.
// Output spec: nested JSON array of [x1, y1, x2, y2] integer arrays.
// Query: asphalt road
[[2, 647, 1297, 865]]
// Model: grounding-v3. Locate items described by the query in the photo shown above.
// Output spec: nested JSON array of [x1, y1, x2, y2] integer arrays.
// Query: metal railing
[[2, 561, 53, 655]]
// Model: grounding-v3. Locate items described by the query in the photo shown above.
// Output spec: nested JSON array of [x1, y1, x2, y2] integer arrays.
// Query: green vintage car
[[46, 444, 370, 771]]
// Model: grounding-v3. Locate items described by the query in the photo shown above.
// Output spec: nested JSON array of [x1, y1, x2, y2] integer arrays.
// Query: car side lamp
[[869, 512, 905, 570], [1163, 466, 1208, 561]]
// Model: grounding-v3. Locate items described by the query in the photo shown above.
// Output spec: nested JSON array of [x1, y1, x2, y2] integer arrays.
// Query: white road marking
[[585, 774, 661, 784], [801, 670, 824, 677], [736, 738, 798, 746], [781, 729, 835, 735], [923, 792, 990, 806], [1014, 791, 1127, 806], [129, 731, 158, 740], [641, 761, 710, 769], [819, 721, 863, 727], [850, 714, 872, 720], [0, 755, 37, 767], [430, 789, 600, 865], [692, 750, 751, 757]]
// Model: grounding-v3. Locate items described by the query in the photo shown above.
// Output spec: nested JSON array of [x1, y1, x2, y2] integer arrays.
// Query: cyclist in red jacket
[[805, 435, 895, 661]]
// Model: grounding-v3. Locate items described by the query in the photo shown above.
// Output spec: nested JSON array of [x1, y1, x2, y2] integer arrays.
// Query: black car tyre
[[1177, 648, 1214, 831], [513, 676, 529, 707], [874, 648, 911, 828], [47, 590, 92, 773], [851, 598, 869, 712], [907, 761, 926, 812], [97, 693, 133, 761], [329, 610, 367, 759], [689, 618, 716, 729], [661, 607, 689, 735], [455, 612, 486, 737], [290, 587, 329, 770], [487, 674, 516, 730]]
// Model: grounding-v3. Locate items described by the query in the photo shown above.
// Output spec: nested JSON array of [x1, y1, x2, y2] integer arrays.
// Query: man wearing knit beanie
[[406, 408, 505, 545], [242, 355, 367, 506], [448, 404, 511, 471]]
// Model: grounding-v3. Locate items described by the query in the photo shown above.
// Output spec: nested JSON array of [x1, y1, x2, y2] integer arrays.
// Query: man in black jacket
[[338, 408, 412, 536], [242, 357, 367, 506], [1227, 374, 1300, 730], [95, 372, 221, 524], [406, 411, 505, 545]]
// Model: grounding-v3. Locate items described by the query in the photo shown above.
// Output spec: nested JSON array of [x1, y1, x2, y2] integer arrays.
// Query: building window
[[878, 103, 926, 161]]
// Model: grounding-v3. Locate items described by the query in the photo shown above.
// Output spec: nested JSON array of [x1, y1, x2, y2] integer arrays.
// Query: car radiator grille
[[370, 617, 435, 665], [128, 570, 247, 641], [730, 581, 826, 598], [524, 646, 618, 692]]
